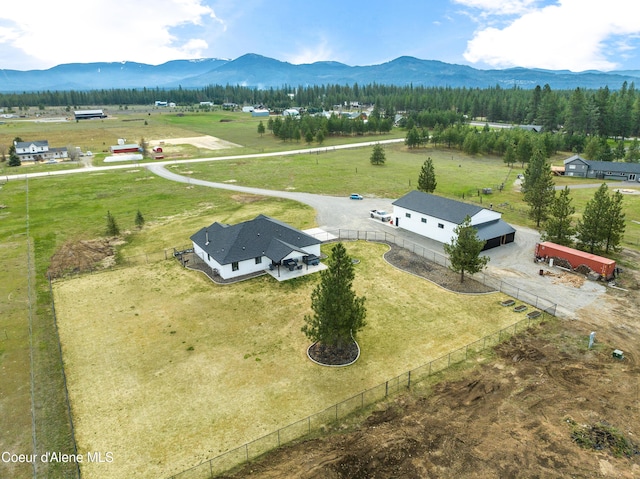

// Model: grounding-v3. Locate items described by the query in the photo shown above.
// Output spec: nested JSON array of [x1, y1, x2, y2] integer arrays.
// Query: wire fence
[[166, 229, 557, 479], [167, 311, 548, 479], [50, 228, 558, 479]]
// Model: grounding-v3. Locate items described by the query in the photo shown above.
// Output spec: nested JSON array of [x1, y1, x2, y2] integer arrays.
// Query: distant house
[[110, 144, 140, 154], [14, 140, 68, 162], [392, 191, 516, 250], [282, 108, 300, 117], [190, 215, 322, 280], [74, 109, 107, 120], [564, 155, 640, 182], [251, 109, 270, 117], [517, 124, 543, 132]]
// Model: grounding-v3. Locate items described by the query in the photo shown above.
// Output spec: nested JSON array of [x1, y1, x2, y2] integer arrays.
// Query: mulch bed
[[383, 243, 495, 294], [308, 341, 359, 366]]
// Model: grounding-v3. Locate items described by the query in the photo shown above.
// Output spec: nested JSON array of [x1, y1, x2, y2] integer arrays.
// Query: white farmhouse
[[190, 215, 322, 280], [392, 191, 515, 250], [14, 140, 68, 162]]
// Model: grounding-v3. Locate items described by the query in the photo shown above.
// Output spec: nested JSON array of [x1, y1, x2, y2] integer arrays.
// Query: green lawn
[[0, 170, 314, 478], [53, 241, 519, 479]]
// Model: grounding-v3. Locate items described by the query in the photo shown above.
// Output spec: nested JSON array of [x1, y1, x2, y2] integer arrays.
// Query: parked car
[[370, 209, 392, 222], [350, 193, 363, 200]]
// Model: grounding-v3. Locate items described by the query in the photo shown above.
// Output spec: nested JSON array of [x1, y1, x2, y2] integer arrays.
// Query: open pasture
[[53, 240, 520, 479]]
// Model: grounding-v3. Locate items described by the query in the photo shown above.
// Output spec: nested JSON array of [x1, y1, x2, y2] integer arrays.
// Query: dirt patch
[[148, 135, 241, 150], [231, 193, 270, 204], [218, 258, 640, 479], [384, 244, 495, 294], [48, 238, 120, 278]]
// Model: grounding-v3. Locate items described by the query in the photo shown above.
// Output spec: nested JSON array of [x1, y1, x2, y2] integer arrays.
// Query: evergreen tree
[[8, 149, 21, 167], [417, 157, 437, 193], [301, 243, 366, 350], [443, 216, 489, 283], [370, 144, 386, 165], [405, 127, 421, 148], [625, 138, 640, 162], [542, 186, 575, 246], [105, 211, 120, 237], [602, 189, 625, 253], [503, 142, 517, 167], [576, 183, 610, 253], [8, 136, 22, 167], [135, 210, 145, 229], [522, 148, 555, 227], [257, 120, 265, 136]]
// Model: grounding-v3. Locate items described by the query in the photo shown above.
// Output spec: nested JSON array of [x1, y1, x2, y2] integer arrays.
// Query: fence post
[[385, 381, 388, 396], [408, 370, 411, 389]]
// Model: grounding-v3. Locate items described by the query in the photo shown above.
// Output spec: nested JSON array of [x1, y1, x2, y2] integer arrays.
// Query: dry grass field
[[53, 241, 522, 479]]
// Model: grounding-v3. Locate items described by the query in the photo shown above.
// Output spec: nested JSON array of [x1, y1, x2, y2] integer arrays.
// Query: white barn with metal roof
[[392, 191, 515, 250]]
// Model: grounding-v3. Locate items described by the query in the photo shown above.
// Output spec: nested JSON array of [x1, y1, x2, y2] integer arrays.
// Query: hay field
[[54, 241, 520, 479]]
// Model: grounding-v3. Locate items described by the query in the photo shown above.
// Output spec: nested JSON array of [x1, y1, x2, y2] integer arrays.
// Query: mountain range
[[1, 53, 639, 93]]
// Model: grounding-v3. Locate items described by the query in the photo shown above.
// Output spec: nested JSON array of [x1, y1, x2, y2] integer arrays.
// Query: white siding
[[192, 242, 321, 280], [393, 205, 457, 243], [470, 209, 500, 225]]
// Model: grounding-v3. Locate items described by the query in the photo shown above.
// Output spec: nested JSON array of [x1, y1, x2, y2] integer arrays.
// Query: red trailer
[[534, 242, 616, 280]]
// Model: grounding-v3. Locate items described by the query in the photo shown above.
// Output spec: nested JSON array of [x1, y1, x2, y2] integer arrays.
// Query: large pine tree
[[602, 189, 625, 253], [443, 216, 489, 283], [302, 243, 366, 351], [576, 183, 611, 253], [417, 157, 437, 193], [522, 148, 555, 227], [542, 186, 575, 246]]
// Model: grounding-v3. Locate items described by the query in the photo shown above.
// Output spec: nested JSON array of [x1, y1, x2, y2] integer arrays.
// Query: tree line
[[3, 81, 640, 138]]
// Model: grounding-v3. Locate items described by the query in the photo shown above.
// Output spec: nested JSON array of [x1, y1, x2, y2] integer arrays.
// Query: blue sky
[[1, 0, 639, 72]]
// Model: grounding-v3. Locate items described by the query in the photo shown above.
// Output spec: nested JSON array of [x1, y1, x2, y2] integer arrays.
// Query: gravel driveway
[[147, 164, 607, 319]]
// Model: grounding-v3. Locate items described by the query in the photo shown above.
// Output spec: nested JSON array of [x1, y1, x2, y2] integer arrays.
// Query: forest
[[1, 81, 639, 141]]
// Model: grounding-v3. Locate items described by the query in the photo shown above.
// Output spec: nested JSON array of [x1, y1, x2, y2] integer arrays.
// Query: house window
[[421, 218, 427, 223], [405, 213, 411, 218], [438, 223, 444, 229], [207, 254, 210, 261], [255, 256, 262, 264], [232, 262, 239, 271], [568, 165, 576, 169]]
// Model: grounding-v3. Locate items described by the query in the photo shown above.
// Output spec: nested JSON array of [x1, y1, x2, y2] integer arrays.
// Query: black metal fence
[[167, 311, 548, 479]]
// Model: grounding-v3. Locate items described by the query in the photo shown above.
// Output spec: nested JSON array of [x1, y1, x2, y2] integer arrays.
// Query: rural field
[[1, 107, 639, 478], [53, 241, 521, 479]]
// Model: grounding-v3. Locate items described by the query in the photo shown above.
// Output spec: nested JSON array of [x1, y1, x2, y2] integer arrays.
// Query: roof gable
[[191, 214, 321, 265], [392, 190, 483, 224]]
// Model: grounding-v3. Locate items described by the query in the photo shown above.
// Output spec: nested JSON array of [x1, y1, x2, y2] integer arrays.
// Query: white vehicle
[[370, 209, 391, 222]]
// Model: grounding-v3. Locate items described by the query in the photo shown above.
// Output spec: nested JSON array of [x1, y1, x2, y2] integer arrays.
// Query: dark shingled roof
[[392, 190, 484, 224], [190, 214, 321, 265]]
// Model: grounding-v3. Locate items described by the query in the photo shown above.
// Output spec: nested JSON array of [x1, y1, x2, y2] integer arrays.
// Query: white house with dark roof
[[564, 155, 640, 182], [392, 191, 515, 250], [190, 214, 322, 280], [14, 140, 68, 162]]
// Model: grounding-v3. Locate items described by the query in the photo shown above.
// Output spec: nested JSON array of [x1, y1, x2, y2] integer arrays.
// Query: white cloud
[[459, 0, 640, 71], [285, 37, 335, 65], [0, 0, 225, 68], [453, 0, 540, 16]]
